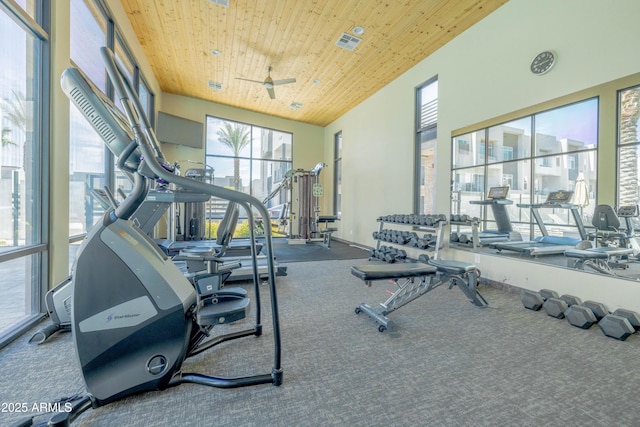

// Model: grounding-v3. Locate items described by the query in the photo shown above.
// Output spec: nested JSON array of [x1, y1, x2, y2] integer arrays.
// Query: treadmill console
[[470, 186, 512, 206], [487, 186, 509, 199], [617, 205, 639, 217], [544, 190, 574, 205]]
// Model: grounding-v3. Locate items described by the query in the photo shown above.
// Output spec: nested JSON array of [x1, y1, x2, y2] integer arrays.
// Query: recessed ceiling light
[[312, 79, 321, 84], [290, 102, 303, 111], [353, 26, 365, 36], [211, 49, 221, 56]]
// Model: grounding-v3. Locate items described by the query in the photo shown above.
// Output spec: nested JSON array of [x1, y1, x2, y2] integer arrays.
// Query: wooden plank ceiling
[[122, 0, 508, 127]]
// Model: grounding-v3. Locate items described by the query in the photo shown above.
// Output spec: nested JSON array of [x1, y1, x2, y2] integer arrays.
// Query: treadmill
[[468, 186, 522, 245], [492, 190, 588, 256]]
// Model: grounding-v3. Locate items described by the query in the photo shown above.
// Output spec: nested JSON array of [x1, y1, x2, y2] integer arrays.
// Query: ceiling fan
[[236, 66, 296, 99]]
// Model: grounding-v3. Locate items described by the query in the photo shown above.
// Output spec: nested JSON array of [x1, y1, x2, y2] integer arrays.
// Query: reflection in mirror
[[448, 97, 640, 280]]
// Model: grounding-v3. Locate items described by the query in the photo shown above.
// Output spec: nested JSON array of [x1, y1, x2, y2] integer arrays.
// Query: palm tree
[[619, 88, 640, 205], [216, 121, 251, 190], [1, 128, 16, 146], [1, 90, 26, 162], [4, 90, 27, 132]]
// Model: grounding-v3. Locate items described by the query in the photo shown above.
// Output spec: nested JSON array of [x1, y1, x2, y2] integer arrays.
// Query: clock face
[[530, 51, 556, 75]]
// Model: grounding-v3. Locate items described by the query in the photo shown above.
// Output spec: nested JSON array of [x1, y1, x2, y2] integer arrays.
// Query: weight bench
[[352, 257, 488, 332], [564, 246, 633, 275]]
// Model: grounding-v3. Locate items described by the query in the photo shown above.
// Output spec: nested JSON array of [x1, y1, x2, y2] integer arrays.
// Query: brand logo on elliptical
[[106, 313, 142, 323]]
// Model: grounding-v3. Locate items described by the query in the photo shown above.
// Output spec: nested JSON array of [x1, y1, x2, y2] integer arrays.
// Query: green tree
[[1, 90, 26, 150], [4, 90, 27, 131], [1, 128, 15, 147], [216, 121, 250, 190]]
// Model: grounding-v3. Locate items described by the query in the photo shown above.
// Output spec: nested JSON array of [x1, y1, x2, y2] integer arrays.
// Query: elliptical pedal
[[197, 297, 250, 326]]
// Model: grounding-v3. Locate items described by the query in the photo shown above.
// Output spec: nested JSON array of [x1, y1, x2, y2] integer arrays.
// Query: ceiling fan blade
[[272, 78, 296, 86], [235, 77, 265, 84], [266, 86, 276, 99]]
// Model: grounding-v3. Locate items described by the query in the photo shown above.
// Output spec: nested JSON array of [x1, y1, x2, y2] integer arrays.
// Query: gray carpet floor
[[272, 238, 370, 263], [1, 258, 639, 426]]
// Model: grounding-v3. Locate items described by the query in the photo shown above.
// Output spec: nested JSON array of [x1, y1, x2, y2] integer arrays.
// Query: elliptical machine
[[18, 47, 283, 426]]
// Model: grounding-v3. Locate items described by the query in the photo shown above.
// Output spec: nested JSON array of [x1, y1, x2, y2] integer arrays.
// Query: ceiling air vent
[[208, 81, 223, 92], [335, 33, 362, 51], [208, 0, 229, 7]]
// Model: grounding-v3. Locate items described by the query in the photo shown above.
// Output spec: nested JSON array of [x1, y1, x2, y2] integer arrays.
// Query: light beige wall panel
[[49, 0, 71, 286]]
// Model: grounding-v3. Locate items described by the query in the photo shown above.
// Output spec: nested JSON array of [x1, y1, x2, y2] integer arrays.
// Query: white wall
[[324, 0, 640, 310]]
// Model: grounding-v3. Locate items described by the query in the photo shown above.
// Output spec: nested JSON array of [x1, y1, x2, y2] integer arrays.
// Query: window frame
[[414, 75, 438, 214], [68, 0, 155, 242], [333, 131, 342, 219], [0, 0, 51, 347], [451, 97, 599, 239], [204, 115, 294, 232]]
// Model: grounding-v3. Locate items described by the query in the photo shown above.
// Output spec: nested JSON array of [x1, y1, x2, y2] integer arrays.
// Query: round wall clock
[[530, 50, 557, 75]]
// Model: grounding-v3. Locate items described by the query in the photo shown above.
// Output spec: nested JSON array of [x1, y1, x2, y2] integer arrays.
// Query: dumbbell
[[450, 232, 459, 243], [396, 233, 411, 245], [373, 246, 390, 260], [521, 288, 561, 311], [599, 309, 640, 341], [415, 238, 431, 249], [543, 294, 582, 319], [457, 233, 469, 244], [564, 300, 609, 329]]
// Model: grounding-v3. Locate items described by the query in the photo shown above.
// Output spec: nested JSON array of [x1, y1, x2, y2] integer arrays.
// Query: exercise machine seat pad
[[427, 259, 475, 275], [564, 249, 609, 259], [565, 247, 633, 259], [351, 263, 437, 281]]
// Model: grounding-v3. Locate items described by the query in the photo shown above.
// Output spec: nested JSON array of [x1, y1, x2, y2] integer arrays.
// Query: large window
[[0, 1, 49, 343], [617, 85, 640, 213], [205, 116, 292, 236], [68, 0, 154, 256], [334, 131, 342, 219], [415, 77, 437, 214], [452, 98, 598, 238]]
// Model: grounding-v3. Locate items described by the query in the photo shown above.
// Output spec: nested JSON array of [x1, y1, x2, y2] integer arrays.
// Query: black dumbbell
[[565, 299, 608, 329], [599, 309, 640, 341], [543, 294, 581, 319]]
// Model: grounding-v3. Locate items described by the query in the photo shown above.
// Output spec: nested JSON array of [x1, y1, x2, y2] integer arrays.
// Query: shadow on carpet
[[272, 239, 369, 263]]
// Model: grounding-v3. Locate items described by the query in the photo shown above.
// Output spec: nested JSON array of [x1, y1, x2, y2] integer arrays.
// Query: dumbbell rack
[[371, 214, 447, 262], [450, 215, 480, 249]]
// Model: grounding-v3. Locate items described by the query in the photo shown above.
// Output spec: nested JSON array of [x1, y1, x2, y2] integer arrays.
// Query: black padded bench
[[351, 263, 437, 285], [427, 259, 476, 275], [352, 258, 488, 332]]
